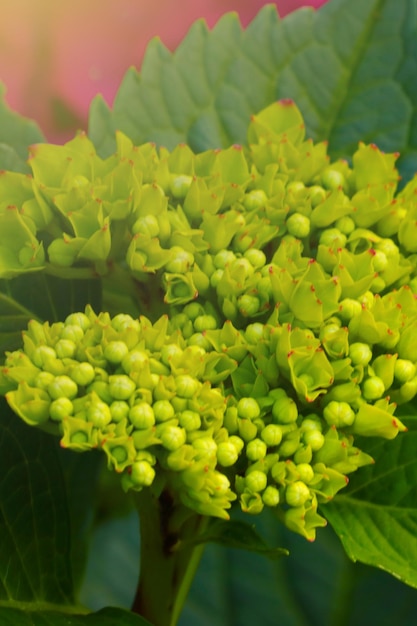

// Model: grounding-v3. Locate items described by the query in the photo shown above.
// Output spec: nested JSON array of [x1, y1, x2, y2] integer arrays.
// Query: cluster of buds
[[1, 99, 417, 540]]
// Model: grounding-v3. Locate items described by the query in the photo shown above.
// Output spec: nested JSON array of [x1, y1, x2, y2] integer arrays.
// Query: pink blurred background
[[0, 0, 326, 141]]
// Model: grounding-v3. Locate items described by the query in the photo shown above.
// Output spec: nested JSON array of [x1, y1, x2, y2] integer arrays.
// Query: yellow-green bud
[[104, 341, 129, 364], [285, 481, 310, 507], [216, 441, 239, 467], [237, 397, 260, 420], [153, 400, 175, 422], [48, 375, 78, 400], [50, 397, 74, 422], [246, 438, 267, 461], [108, 375, 136, 400], [129, 403, 155, 429], [262, 485, 280, 506], [245, 470, 267, 493]]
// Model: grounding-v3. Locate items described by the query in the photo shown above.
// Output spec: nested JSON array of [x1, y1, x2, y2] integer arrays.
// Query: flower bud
[[129, 403, 155, 429], [246, 438, 267, 461], [70, 362, 95, 386], [65, 312, 91, 331], [178, 410, 201, 431], [237, 397, 260, 420], [272, 395, 298, 424], [286, 213, 310, 238], [285, 481, 310, 507], [244, 248, 266, 269], [261, 424, 283, 447], [130, 460, 156, 487], [55, 339, 77, 359], [349, 342, 373, 366], [61, 324, 84, 343], [48, 375, 78, 400], [238, 418, 258, 442], [86, 395, 112, 429], [216, 441, 239, 467], [243, 189, 268, 211], [32, 346, 57, 368], [303, 430, 325, 452], [323, 401, 355, 427], [175, 374, 200, 398], [394, 359, 416, 383], [262, 485, 280, 507], [153, 399, 175, 422], [50, 397, 74, 422], [104, 341, 129, 364], [362, 376, 385, 401], [245, 470, 268, 493], [110, 400, 130, 423], [160, 425, 187, 451], [108, 375, 136, 400], [296, 463, 314, 484]]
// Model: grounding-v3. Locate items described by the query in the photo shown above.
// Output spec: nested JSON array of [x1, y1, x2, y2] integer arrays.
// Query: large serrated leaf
[[323, 427, 417, 588], [88, 0, 417, 183]]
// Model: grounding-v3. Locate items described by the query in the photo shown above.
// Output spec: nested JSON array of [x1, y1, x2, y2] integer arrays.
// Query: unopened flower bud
[[55, 339, 77, 359], [394, 359, 416, 383], [178, 410, 201, 431], [104, 341, 129, 364], [362, 376, 385, 401], [130, 460, 156, 487], [323, 401, 355, 427], [129, 403, 155, 429], [108, 375, 136, 400], [349, 342, 373, 366], [262, 485, 280, 506], [245, 470, 268, 493], [246, 438, 267, 461], [50, 397, 74, 422], [272, 395, 298, 424], [110, 400, 130, 423], [216, 441, 239, 467], [286, 213, 310, 238], [261, 424, 283, 447], [285, 481, 310, 507], [70, 362, 95, 386], [237, 397, 260, 420], [48, 375, 78, 400], [153, 399, 175, 422]]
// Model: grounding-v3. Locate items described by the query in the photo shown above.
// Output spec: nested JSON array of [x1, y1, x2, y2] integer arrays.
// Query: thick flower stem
[[131, 488, 207, 626]]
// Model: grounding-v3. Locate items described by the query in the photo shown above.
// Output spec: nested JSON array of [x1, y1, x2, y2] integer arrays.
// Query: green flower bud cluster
[[2, 99, 417, 541], [1, 306, 246, 519]]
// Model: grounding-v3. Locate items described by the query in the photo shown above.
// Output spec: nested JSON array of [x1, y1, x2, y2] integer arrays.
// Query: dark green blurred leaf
[[0, 606, 151, 625], [184, 518, 288, 559], [0, 399, 74, 605]]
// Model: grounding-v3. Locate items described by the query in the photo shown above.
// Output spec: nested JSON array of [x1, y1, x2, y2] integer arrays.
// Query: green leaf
[[323, 426, 417, 588], [184, 518, 288, 560], [88, 0, 417, 183], [0, 399, 74, 605], [0, 84, 45, 172], [0, 274, 102, 354], [79, 508, 417, 626], [0, 606, 151, 625]]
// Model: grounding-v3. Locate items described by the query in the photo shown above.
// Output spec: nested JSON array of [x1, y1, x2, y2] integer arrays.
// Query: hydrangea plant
[[1, 1, 417, 625]]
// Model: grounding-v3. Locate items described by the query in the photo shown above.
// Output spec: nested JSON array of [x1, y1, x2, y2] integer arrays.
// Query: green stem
[[131, 488, 208, 626]]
